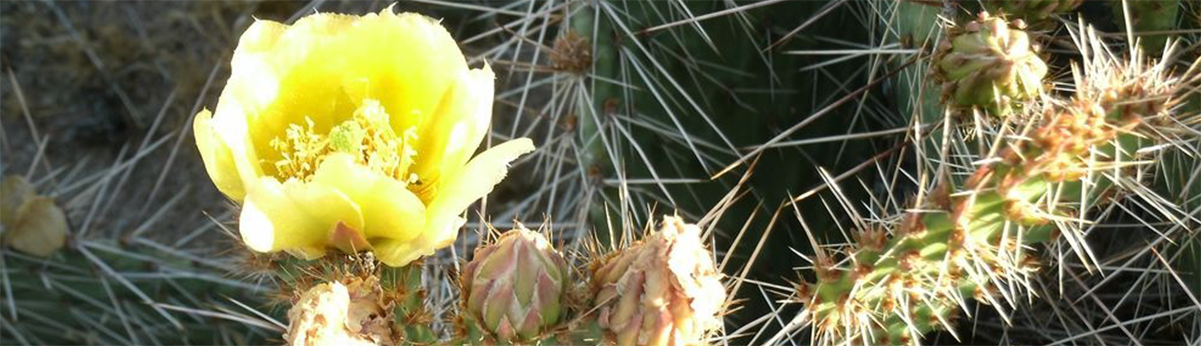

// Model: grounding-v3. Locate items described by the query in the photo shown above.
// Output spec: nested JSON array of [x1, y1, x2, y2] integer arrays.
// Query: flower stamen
[[270, 117, 328, 181], [270, 99, 420, 184]]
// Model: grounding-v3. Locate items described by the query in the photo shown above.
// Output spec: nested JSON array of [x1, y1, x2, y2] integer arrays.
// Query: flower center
[[269, 99, 419, 183]]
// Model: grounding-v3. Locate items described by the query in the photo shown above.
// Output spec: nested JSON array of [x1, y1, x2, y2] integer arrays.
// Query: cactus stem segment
[[808, 30, 1191, 344]]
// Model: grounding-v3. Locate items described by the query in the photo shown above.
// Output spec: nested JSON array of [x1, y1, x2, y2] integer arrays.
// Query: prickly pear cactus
[[984, 0, 1083, 21], [0, 170, 269, 344], [788, 2, 1201, 344], [1111, 0, 1180, 54], [14, 2, 1201, 346], [164, 4, 742, 346]]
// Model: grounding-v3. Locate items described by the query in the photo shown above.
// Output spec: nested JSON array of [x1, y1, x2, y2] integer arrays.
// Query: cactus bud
[[1, 175, 35, 226], [1, 175, 67, 257], [590, 216, 726, 346], [462, 226, 569, 342], [285, 276, 396, 346], [985, 0, 1083, 21], [934, 13, 1047, 113]]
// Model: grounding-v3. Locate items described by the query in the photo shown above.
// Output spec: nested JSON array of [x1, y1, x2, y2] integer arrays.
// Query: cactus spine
[[812, 81, 1172, 345]]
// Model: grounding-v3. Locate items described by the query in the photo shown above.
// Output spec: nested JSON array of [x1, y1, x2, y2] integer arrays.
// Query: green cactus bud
[[462, 226, 569, 342], [1112, 0, 1180, 54], [590, 216, 726, 346], [285, 276, 396, 346], [934, 12, 1048, 113], [984, 0, 1083, 21]]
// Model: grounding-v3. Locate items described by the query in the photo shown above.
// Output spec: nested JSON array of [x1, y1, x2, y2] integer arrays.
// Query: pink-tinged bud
[[590, 216, 726, 346], [285, 276, 396, 346], [462, 226, 568, 342]]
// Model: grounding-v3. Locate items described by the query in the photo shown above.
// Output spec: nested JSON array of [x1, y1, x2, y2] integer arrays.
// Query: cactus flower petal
[[239, 177, 364, 259], [412, 67, 497, 193], [193, 110, 246, 200], [310, 153, 427, 242]]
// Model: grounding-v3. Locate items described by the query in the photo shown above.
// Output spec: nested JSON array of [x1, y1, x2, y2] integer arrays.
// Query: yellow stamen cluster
[[270, 117, 327, 181], [269, 100, 419, 184]]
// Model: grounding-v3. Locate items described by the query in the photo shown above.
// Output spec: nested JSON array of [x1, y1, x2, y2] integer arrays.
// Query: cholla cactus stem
[[984, 0, 1084, 22], [808, 37, 1190, 344]]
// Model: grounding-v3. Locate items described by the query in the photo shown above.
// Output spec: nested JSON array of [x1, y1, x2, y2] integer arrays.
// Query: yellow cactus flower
[[193, 8, 534, 267]]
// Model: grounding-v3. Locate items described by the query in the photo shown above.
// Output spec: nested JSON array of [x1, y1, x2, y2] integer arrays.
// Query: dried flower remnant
[[590, 216, 726, 346], [285, 276, 396, 346]]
